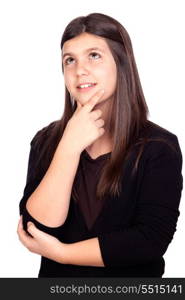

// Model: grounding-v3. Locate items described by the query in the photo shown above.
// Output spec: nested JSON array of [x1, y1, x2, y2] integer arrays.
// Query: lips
[[77, 83, 97, 88], [76, 83, 97, 93]]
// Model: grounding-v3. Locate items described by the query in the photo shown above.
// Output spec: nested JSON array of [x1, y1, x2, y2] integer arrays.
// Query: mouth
[[76, 83, 97, 93]]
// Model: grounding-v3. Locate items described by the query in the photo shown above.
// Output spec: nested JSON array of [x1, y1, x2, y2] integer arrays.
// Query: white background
[[0, 0, 184, 277]]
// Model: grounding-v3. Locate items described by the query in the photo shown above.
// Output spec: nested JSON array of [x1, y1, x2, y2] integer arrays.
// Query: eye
[[64, 57, 74, 65], [64, 52, 101, 66], [89, 52, 101, 60]]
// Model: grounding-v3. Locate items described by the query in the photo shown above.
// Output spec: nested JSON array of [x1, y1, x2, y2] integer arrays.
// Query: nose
[[76, 60, 89, 76]]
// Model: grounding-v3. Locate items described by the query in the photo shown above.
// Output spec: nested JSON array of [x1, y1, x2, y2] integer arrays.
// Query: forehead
[[62, 32, 109, 55]]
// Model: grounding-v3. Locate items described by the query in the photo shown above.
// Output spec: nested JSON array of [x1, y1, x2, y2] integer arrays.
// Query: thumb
[[27, 222, 39, 236], [76, 100, 82, 109], [74, 100, 83, 114]]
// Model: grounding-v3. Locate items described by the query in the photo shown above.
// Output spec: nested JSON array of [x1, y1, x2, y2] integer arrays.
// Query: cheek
[[108, 65, 117, 90], [64, 72, 74, 91], [99, 59, 116, 79], [100, 65, 117, 92]]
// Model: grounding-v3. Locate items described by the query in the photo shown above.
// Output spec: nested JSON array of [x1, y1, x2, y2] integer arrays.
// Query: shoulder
[[30, 119, 60, 150], [141, 120, 182, 163], [145, 120, 177, 140]]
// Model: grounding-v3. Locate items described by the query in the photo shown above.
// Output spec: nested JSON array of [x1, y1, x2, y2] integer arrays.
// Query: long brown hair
[[31, 13, 175, 201]]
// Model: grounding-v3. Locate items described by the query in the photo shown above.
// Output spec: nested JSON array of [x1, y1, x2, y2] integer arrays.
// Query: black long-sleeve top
[[19, 120, 183, 277]]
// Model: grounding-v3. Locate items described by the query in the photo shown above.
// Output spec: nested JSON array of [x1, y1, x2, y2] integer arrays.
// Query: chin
[[77, 97, 90, 105]]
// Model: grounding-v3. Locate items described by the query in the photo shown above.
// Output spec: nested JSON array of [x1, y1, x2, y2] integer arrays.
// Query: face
[[62, 32, 117, 108]]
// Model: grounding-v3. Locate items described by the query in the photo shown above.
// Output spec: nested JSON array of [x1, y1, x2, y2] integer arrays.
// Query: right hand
[[62, 89, 105, 154]]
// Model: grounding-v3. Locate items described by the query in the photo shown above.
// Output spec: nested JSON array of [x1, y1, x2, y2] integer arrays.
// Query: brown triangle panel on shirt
[[72, 149, 111, 231]]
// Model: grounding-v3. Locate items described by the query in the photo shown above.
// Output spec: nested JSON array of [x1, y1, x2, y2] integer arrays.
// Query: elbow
[[25, 200, 67, 228], [20, 206, 64, 238]]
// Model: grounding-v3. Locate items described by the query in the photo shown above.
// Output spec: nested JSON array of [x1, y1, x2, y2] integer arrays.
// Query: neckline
[[83, 149, 111, 161]]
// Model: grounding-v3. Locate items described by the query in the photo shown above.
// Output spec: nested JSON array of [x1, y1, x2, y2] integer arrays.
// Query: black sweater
[[19, 121, 183, 277]]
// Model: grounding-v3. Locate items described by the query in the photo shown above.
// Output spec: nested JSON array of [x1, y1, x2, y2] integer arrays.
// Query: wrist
[[58, 138, 82, 157], [52, 240, 69, 265], [59, 242, 70, 265]]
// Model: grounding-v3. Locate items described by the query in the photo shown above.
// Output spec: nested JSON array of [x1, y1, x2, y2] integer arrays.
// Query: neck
[[86, 132, 113, 155]]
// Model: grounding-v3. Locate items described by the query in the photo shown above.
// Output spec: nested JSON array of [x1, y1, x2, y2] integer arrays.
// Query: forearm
[[26, 139, 81, 227], [62, 238, 105, 267]]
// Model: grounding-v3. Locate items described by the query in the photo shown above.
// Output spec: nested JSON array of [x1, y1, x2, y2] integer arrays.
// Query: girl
[[17, 13, 183, 277]]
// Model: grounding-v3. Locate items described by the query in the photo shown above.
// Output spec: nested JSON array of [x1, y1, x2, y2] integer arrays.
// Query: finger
[[17, 218, 27, 236], [74, 100, 82, 114], [17, 215, 23, 233], [27, 222, 44, 239], [85, 89, 105, 112], [99, 127, 105, 135], [76, 100, 82, 109], [19, 230, 35, 250], [27, 222, 36, 235], [95, 119, 105, 128], [90, 109, 102, 121], [17, 220, 33, 246], [77, 101, 82, 108]]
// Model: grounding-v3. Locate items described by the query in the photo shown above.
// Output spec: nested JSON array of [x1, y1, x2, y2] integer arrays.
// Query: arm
[[19, 92, 105, 232], [59, 137, 183, 267], [18, 215, 105, 267], [19, 132, 81, 230], [97, 137, 183, 267], [62, 238, 105, 267]]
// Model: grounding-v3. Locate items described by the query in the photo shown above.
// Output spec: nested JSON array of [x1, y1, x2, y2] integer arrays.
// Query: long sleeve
[[19, 138, 64, 238], [98, 136, 183, 267]]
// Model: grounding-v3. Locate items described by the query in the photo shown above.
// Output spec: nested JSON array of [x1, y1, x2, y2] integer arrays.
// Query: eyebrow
[[62, 47, 104, 59]]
